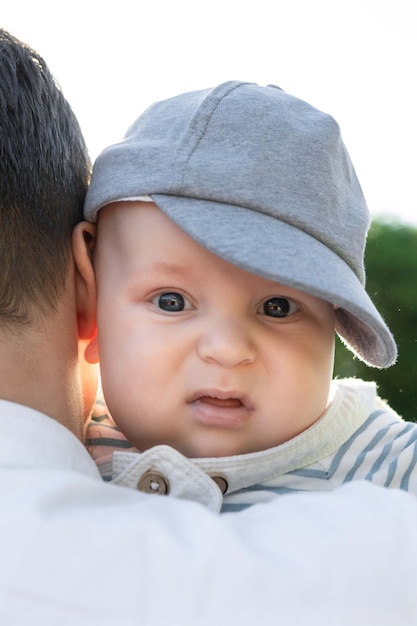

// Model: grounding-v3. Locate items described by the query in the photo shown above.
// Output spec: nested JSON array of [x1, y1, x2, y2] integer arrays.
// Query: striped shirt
[[84, 378, 417, 513]]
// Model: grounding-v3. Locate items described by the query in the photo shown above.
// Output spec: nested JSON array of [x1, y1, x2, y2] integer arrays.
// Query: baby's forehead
[[95, 200, 332, 299], [98, 198, 156, 219], [97, 200, 327, 302]]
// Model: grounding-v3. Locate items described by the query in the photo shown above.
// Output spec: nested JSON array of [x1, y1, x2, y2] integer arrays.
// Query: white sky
[[2, 0, 417, 226]]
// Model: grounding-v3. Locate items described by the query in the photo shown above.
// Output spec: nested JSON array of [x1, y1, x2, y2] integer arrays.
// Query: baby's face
[[94, 201, 335, 458]]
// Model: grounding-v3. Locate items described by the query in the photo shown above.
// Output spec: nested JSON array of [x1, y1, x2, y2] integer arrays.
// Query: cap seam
[[178, 82, 248, 189]]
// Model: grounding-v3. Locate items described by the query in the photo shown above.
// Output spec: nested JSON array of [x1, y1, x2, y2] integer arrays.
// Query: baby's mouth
[[189, 392, 253, 428], [199, 396, 244, 408]]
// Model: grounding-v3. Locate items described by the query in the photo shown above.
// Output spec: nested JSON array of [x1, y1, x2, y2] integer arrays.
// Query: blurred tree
[[334, 219, 417, 423]]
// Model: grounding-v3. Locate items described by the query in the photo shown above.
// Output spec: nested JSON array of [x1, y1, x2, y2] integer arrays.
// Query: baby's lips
[[199, 396, 243, 408]]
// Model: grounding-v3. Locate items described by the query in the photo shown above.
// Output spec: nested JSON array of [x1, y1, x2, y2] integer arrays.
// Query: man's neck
[[0, 300, 86, 440]]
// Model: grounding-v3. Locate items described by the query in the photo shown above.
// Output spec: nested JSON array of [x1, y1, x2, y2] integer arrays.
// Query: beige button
[[138, 470, 170, 495], [211, 474, 228, 494]]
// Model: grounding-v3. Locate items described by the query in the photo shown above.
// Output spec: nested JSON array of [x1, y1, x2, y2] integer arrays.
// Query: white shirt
[[1, 399, 417, 625]]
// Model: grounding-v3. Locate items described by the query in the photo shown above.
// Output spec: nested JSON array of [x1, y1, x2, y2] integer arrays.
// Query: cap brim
[[152, 193, 397, 368]]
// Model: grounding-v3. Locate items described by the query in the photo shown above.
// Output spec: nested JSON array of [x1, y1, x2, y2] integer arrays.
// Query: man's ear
[[72, 221, 98, 363]]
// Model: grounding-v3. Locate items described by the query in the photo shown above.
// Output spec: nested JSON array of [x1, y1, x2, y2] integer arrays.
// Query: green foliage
[[334, 219, 417, 422]]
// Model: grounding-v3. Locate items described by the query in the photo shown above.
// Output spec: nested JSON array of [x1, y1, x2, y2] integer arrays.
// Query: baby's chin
[[162, 437, 269, 460]]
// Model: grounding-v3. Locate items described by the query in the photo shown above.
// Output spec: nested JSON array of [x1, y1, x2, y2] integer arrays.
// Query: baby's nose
[[197, 318, 256, 368]]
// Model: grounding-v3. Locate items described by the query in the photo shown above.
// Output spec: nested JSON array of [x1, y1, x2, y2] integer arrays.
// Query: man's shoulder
[[0, 399, 100, 478]]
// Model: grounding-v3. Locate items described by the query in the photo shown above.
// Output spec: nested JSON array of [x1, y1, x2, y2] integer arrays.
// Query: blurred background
[[2, 0, 417, 419], [335, 220, 417, 422]]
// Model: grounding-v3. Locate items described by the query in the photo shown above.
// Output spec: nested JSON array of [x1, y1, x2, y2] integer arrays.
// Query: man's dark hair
[[0, 29, 91, 324]]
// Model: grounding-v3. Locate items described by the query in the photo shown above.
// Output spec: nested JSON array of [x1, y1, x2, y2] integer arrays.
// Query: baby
[[79, 81, 417, 513]]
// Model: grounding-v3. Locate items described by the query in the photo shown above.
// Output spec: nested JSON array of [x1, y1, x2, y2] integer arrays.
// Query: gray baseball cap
[[84, 80, 397, 368]]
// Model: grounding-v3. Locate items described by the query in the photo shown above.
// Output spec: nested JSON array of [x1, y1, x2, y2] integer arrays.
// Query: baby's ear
[[72, 221, 97, 347]]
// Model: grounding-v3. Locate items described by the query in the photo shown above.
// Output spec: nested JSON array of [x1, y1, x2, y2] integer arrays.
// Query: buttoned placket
[[112, 445, 225, 513]]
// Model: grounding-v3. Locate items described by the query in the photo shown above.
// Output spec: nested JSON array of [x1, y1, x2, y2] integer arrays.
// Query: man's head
[[0, 29, 90, 326], [0, 29, 97, 435], [85, 80, 396, 369]]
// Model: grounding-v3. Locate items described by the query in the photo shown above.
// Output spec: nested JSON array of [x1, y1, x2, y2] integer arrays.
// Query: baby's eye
[[259, 297, 299, 318], [152, 292, 192, 312]]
